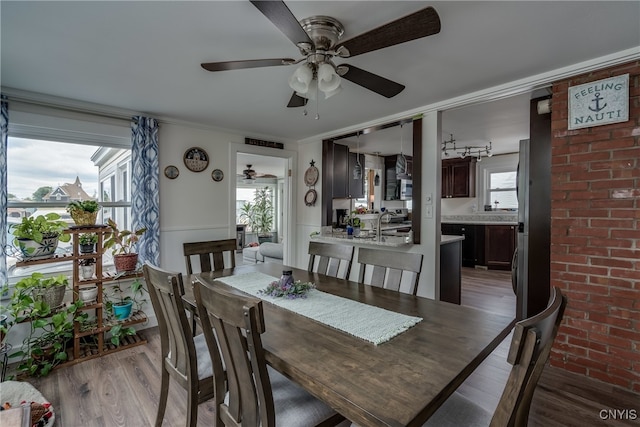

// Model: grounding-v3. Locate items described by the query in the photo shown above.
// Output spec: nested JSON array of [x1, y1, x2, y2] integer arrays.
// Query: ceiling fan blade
[[250, 0, 313, 47], [341, 65, 405, 98], [201, 58, 295, 72], [287, 92, 308, 108], [337, 6, 441, 57]]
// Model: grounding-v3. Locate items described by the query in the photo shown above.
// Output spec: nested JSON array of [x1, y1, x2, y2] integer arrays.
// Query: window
[[6, 137, 132, 280], [487, 170, 518, 210]]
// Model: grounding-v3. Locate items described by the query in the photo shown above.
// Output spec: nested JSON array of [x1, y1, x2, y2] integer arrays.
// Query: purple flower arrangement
[[259, 280, 315, 299]]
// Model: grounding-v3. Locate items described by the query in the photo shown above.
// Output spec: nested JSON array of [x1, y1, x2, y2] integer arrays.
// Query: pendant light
[[397, 123, 410, 179], [374, 151, 380, 186], [353, 131, 362, 180]]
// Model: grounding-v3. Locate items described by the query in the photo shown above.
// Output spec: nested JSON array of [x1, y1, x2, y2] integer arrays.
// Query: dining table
[[182, 262, 515, 427]]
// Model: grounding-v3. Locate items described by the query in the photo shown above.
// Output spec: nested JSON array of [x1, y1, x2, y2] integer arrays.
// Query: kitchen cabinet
[[332, 143, 364, 199], [442, 158, 476, 198], [484, 224, 517, 270], [440, 237, 462, 304], [441, 223, 483, 267]]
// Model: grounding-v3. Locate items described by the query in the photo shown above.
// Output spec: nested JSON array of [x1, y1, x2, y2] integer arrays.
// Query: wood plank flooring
[[13, 266, 640, 426]]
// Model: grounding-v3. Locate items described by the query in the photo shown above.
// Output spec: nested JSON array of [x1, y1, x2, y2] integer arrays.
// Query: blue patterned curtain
[[0, 96, 8, 286], [131, 116, 159, 266]]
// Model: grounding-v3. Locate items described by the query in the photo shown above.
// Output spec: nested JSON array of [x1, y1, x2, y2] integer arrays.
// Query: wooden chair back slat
[[357, 248, 424, 295], [183, 239, 237, 275], [308, 241, 354, 279], [490, 287, 567, 427], [195, 281, 275, 427]]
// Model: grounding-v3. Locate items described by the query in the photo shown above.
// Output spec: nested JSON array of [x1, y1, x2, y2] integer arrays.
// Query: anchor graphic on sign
[[588, 92, 607, 112]]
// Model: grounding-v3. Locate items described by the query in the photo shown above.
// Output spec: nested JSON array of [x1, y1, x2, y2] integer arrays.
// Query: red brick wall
[[549, 61, 640, 393]]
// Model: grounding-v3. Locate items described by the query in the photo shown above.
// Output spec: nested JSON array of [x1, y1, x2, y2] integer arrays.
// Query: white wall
[[157, 122, 301, 272]]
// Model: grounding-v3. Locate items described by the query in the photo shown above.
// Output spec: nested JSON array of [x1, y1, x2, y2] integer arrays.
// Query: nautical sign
[[569, 74, 629, 130]]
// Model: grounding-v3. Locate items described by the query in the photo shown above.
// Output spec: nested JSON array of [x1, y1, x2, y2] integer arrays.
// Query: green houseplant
[[66, 200, 101, 226], [7, 276, 87, 377], [239, 186, 274, 243], [78, 233, 98, 254], [9, 213, 71, 259], [103, 219, 147, 273], [104, 278, 147, 346], [15, 273, 69, 309]]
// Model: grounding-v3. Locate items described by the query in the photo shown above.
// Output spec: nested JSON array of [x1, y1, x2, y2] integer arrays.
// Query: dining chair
[[183, 238, 237, 334], [194, 280, 345, 427], [142, 262, 224, 427], [308, 241, 354, 279], [423, 287, 567, 427], [357, 247, 423, 295], [183, 238, 237, 274]]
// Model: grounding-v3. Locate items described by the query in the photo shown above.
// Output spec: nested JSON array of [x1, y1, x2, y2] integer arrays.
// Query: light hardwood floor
[[13, 267, 640, 426]]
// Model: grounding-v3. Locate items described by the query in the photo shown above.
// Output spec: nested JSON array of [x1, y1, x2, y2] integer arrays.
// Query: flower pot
[[114, 254, 138, 273], [32, 285, 66, 309], [80, 263, 96, 280], [79, 243, 96, 254], [112, 301, 133, 320], [16, 234, 60, 260], [70, 210, 98, 227], [78, 286, 98, 303]]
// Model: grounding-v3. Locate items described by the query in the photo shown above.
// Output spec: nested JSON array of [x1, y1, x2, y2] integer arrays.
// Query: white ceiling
[[2, 1, 639, 168]]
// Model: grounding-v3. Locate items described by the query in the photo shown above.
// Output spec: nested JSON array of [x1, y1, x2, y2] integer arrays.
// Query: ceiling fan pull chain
[[315, 91, 320, 120]]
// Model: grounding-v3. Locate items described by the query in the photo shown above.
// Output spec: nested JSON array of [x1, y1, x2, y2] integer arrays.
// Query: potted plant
[[15, 272, 69, 310], [78, 233, 98, 254], [347, 214, 361, 237], [9, 213, 71, 259], [239, 186, 274, 243], [7, 282, 86, 377], [66, 200, 101, 227], [79, 258, 96, 280], [104, 278, 146, 346], [103, 219, 147, 273]]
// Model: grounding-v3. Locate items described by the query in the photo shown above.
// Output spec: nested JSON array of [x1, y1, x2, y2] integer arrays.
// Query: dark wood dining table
[[182, 263, 515, 427]]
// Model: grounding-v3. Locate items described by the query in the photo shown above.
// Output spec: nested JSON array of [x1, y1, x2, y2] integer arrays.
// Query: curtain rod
[[1, 92, 152, 125]]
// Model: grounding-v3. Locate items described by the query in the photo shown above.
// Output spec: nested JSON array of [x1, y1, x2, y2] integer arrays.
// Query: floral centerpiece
[[259, 280, 315, 299]]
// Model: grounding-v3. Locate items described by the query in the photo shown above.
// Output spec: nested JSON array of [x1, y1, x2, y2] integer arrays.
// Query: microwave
[[399, 179, 412, 200]]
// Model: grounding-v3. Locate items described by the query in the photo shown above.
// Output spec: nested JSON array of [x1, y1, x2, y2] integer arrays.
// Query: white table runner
[[217, 272, 422, 345]]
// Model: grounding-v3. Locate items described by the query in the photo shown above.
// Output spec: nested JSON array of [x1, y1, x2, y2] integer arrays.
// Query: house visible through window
[[6, 137, 132, 280]]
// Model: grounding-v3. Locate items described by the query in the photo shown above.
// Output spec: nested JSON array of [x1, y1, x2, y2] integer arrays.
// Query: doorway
[[230, 144, 296, 265]]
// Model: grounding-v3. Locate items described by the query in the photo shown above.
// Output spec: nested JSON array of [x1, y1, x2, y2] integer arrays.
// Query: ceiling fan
[[240, 164, 276, 181], [201, 1, 441, 107]]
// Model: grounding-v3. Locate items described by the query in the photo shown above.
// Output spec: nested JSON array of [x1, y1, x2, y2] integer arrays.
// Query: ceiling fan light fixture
[[323, 84, 342, 99], [317, 62, 341, 93], [296, 79, 318, 100], [288, 64, 313, 94]]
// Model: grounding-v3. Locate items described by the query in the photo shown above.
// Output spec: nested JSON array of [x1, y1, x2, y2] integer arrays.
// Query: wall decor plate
[[212, 169, 224, 182], [183, 147, 209, 172], [164, 165, 179, 179], [304, 163, 319, 186], [304, 188, 317, 206]]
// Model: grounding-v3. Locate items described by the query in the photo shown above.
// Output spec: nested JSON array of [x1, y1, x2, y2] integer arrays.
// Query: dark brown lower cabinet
[[484, 225, 517, 270]]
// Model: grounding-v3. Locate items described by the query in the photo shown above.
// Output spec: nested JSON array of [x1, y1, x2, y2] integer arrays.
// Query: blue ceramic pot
[[113, 301, 133, 320]]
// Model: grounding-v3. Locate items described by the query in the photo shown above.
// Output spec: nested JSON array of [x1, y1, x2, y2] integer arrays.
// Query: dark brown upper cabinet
[[442, 158, 476, 198]]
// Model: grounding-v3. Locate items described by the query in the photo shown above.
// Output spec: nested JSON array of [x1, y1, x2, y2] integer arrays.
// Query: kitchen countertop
[[442, 214, 517, 225], [312, 232, 463, 247], [441, 235, 465, 245], [312, 230, 412, 247]]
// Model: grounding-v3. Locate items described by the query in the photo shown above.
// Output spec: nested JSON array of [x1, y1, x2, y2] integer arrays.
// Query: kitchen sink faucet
[[376, 211, 396, 242]]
